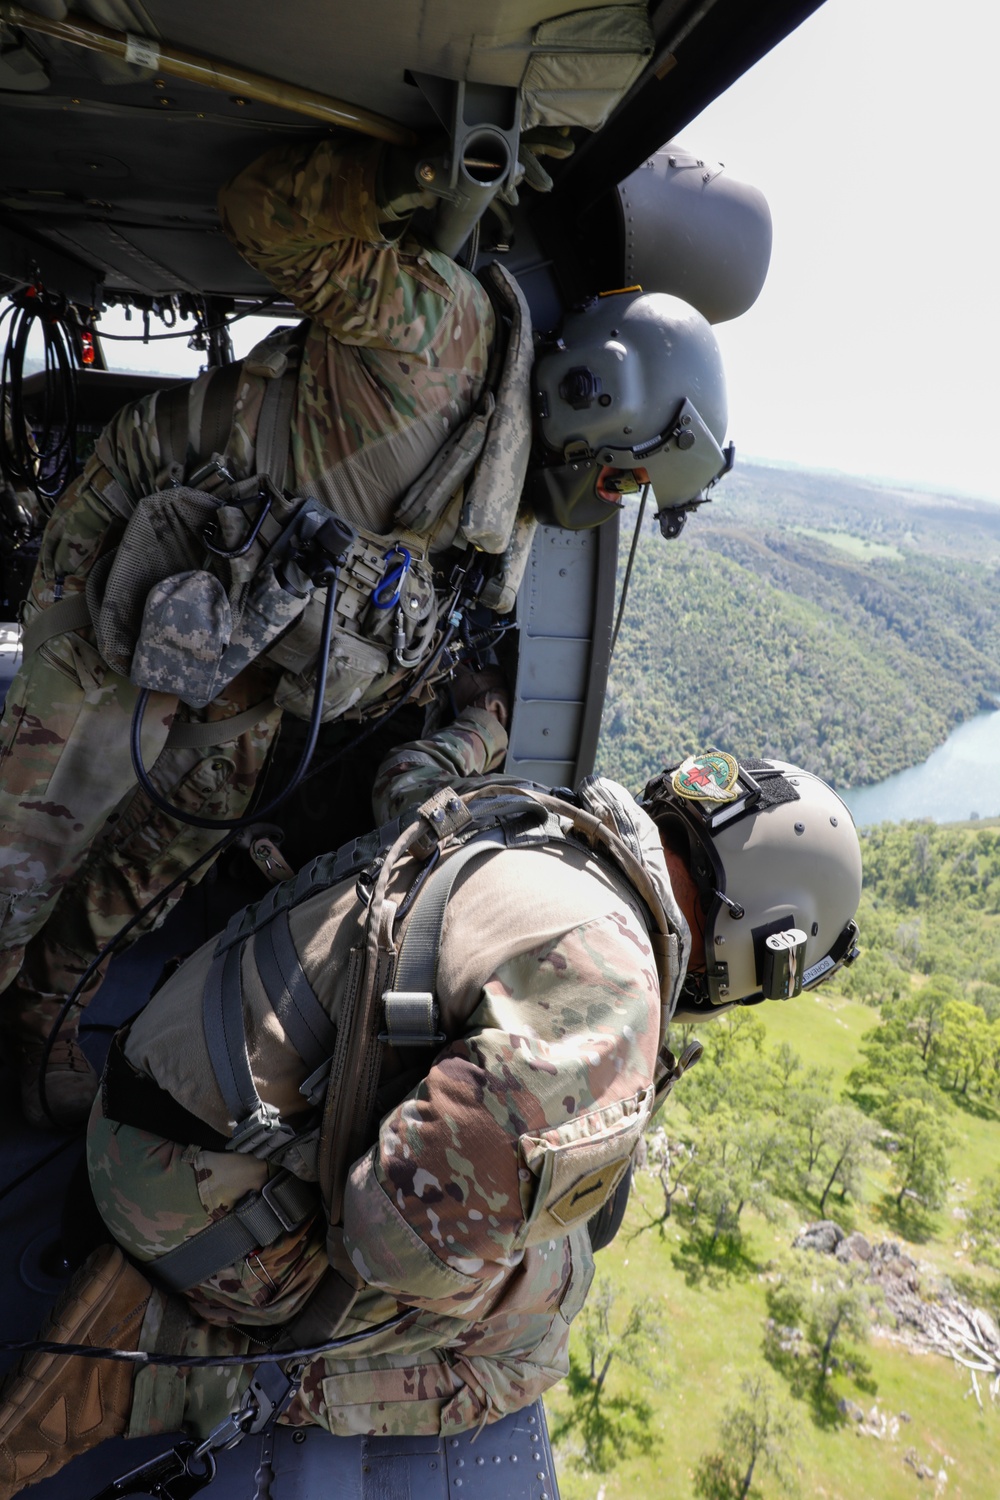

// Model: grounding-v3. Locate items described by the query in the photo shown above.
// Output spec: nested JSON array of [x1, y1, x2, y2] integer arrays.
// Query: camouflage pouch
[[130, 570, 233, 704], [516, 1084, 654, 1247], [268, 532, 438, 724]]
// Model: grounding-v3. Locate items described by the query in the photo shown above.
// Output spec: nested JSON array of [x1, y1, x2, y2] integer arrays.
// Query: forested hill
[[596, 462, 1000, 791]]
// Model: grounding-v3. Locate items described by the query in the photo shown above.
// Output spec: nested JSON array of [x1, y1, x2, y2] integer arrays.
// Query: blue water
[[841, 708, 1000, 825]]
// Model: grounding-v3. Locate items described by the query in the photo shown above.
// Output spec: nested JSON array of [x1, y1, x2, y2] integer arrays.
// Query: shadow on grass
[[870, 1194, 939, 1245], [762, 1333, 855, 1431], [670, 1228, 763, 1289], [782, 1181, 862, 1237], [549, 1355, 659, 1473], [945, 1090, 1000, 1124], [762, 1296, 879, 1431]]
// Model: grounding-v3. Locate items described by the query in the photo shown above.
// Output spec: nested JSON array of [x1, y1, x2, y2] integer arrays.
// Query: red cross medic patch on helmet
[[672, 750, 740, 803]]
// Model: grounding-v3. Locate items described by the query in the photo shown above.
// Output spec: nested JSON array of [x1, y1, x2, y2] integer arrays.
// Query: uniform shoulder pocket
[[517, 1085, 654, 1247]]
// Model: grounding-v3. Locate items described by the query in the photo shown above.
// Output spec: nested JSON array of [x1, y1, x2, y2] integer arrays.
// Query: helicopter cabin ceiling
[[0, 0, 826, 305]]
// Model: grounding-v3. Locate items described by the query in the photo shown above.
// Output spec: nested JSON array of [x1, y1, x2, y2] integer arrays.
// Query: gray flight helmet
[[531, 290, 732, 527], [642, 751, 862, 1019], [616, 145, 773, 324]]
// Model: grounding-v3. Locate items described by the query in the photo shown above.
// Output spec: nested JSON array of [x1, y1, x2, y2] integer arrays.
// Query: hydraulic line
[[0, 3, 413, 145]]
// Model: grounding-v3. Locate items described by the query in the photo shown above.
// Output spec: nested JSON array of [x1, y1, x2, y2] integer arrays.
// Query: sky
[[43, 0, 1000, 502], [685, 0, 1000, 501]]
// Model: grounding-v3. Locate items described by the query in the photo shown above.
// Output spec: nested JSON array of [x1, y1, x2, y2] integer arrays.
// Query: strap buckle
[[228, 1102, 297, 1159], [259, 1169, 308, 1234], [379, 990, 447, 1049]]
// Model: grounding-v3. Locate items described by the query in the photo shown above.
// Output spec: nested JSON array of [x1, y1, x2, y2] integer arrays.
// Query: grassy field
[[544, 991, 1000, 1500], [790, 526, 904, 562]]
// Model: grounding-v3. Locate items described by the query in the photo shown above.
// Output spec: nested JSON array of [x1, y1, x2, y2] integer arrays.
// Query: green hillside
[[545, 819, 1000, 1500], [596, 464, 1000, 791]]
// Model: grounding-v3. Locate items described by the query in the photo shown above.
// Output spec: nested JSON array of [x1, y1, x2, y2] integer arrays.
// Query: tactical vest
[[103, 776, 696, 1300], [21, 263, 537, 719]]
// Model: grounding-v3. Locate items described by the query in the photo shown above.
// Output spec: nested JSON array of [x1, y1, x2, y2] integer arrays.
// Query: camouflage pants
[[0, 620, 281, 1035], [87, 1108, 590, 1440]]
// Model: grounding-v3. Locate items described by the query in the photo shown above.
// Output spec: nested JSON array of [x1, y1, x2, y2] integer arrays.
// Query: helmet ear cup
[[532, 291, 730, 512]]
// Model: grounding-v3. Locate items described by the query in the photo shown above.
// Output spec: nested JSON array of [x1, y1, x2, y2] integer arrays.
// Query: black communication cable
[[0, 288, 79, 515], [609, 482, 650, 660], [0, 1309, 412, 1368]]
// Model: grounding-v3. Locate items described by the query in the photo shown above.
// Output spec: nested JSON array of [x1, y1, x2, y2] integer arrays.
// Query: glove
[[517, 126, 576, 194], [498, 127, 576, 206], [375, 144, 442, 222]]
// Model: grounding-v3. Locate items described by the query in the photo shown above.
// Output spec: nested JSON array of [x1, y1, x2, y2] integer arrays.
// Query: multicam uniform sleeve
[[218, 139, 493, 360], [340, 902, 659, 1323], [370, 708, 509, 823]]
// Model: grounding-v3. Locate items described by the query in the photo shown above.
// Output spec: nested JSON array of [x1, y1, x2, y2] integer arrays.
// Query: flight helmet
[[642, 750, 862, 1019], [529, 290, 733, 530]]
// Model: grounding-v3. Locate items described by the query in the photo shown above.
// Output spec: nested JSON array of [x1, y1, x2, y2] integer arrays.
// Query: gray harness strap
[[255, 909, 337, 1070], [19, 593, 94, 657], [198, 817, 404, 1160], [255, 358, 298, 490], [148, 816, 408, 1291], [163, 699, 277, 751], [151, 1169, 318, 1293], [202, 942, 297, 1158], [381, 828, 508, 1047], [198, 361, 244, 463]]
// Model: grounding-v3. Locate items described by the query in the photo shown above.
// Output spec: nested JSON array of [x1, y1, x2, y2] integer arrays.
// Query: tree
[[693, 1374, 799, 1500], [578, 1276, 663, 1395], [632, 1126, 695, 1237], [968, 1176, 1000, 1274], [908, 975, 960, 1064], [768, 1254, 880, 1384], [783, 1065, 837, 1177], [883, 1095, 953, 1212], [813, 1104, 878, 1215], [935, 999, 991, 1097], [687, 1113, 791, 1252]]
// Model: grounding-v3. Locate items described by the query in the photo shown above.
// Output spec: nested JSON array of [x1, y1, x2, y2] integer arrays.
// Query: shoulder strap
[[381, 827, 507, 1047], [19, 593, 93, 657], [316, 786, 557, 1228]]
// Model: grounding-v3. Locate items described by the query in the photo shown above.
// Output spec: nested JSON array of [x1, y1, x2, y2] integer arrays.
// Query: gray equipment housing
[[616, 143, 773, 324], [533, 290, 729, 510]]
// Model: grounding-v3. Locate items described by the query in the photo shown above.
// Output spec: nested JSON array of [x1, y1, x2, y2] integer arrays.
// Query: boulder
[[793, 1220, 845, 1254]]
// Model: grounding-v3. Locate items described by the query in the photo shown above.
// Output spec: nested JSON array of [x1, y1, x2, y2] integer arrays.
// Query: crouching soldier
[[0, 698, 860, 1495]]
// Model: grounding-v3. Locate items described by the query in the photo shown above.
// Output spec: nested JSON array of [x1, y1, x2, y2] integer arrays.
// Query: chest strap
[[199, 818, 403, 1159], [149, 1166, 318, 1293]]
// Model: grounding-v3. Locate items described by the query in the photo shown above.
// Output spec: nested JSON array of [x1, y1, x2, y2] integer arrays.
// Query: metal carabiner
[[202, 488, 274, 559], [372, 544, 412, 610]]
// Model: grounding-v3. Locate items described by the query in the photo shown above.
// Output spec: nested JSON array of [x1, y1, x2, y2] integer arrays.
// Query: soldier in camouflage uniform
[[0, 134, 493, 1127], [0, 697, 673, 1489], [0, 701, 863, 1492]]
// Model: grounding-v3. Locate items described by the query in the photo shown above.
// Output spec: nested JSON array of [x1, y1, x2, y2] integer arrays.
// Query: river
[[841, 708, 1000, 826]]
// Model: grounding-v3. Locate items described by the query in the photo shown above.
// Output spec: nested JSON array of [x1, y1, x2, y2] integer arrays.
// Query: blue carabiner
[[372, 544, 412, 610]]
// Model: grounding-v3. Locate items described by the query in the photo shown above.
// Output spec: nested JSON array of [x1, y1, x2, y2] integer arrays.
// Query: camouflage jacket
[[218, 138, 494, 537], [29, 136, 493, 619], [125, 708, 673, 1321]]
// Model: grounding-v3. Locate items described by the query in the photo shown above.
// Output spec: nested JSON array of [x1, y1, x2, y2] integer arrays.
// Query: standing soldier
[[0, 132, 734, 1128]]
